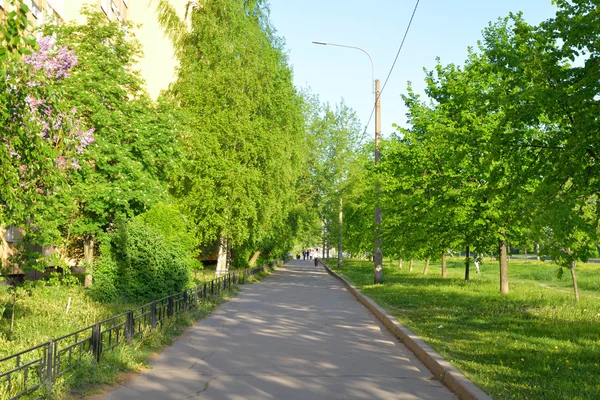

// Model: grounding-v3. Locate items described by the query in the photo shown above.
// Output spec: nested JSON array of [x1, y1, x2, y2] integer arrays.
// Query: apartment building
[[0, 0, 187, 99]]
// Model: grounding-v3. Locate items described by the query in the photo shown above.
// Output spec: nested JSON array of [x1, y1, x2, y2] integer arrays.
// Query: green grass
[[0, 283, 133, 358], [326, 257, 600, 400]]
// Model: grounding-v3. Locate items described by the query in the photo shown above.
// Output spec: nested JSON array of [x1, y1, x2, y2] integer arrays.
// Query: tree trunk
[[441, 252, 447, 278], [326, 238, 330, 259], [338, 197, 343, 268], [398, 258, 403, 270], [535, 242, 540, 261], [524, 247, 528, 263], [408, 259, 413, 272], [423, 259, 430, 275], [499, 239, 509, 294], [570, 259, 580, 302], [216, 236, 228, 277], [248, 250, 261, 267], [465, 246, 470, 281], [83, 236, 95, 288]]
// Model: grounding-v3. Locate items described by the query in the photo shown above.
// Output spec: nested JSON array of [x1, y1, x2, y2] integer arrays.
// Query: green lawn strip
[[326, 258, 600, 400]]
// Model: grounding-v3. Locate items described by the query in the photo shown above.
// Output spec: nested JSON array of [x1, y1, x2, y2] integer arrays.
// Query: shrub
[[90, 212, 191, 303]]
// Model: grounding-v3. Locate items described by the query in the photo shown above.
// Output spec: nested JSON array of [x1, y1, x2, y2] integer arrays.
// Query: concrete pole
[[374, 79, 383, 284], [338, 197, 343, 268]]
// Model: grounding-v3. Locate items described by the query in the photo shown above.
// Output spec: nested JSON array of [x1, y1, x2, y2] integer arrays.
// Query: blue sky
[[267, 0, 559, 137]]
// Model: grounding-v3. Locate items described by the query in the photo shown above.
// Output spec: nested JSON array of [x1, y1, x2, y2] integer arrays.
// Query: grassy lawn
[[326, 257, 600, 400], [0, 283, 133, 359]]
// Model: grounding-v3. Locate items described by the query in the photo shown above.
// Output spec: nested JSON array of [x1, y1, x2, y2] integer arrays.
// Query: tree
[[155, 0, 306, 269], [479, 5, 600, 299]]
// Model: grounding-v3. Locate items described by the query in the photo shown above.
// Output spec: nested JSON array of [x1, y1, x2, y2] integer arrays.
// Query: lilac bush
[[1, 35, 94, 230]]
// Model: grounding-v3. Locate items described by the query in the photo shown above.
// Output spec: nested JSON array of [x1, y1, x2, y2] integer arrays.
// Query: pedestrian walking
[[314, 257, 318, 267]]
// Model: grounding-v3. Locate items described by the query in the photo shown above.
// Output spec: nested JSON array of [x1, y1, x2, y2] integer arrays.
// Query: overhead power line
[[361, 0, 421, 140]]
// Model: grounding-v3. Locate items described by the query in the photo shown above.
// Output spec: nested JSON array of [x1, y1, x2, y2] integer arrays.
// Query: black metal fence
[[0, 262, 277, 400]]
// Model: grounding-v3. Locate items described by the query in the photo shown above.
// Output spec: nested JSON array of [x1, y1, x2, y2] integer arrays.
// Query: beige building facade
[[1, 0, 187, 99]]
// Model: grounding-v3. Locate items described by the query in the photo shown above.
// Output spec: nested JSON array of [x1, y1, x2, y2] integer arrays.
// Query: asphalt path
[[100, 259, 456, 399]]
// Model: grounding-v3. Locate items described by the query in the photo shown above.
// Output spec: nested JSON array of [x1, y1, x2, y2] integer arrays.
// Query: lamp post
[[312, 41, 383, 284]]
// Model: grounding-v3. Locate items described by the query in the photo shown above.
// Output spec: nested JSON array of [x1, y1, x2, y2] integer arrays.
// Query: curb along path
[[101, 259, 457, 399], [320, 261, 492, 400]]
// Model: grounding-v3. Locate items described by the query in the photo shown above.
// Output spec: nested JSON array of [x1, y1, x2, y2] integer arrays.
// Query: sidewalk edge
[[319, 261, 492, 400]]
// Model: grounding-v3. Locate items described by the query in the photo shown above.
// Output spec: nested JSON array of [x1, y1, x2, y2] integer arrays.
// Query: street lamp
[[312, 40, 383, 284], [312, 41, 375, 95]]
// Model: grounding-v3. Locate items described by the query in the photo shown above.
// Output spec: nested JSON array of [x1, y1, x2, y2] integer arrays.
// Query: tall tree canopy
[[154, 0, 307, 262]]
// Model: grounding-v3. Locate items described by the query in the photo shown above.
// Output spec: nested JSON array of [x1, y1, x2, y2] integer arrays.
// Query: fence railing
[[0, 261, 279, 400]]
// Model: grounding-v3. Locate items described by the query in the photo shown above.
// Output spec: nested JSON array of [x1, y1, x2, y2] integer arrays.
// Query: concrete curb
[[319, 261, 492, 400]]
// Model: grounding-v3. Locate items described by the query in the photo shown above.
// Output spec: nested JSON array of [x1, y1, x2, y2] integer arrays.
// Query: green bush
[[90, 208, 192, 303], [139, 202, 202, 274]]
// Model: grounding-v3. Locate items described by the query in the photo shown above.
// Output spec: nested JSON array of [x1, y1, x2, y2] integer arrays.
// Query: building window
[[101, 0, 111, 18], [23, 0, 42, 19], [111, 0, 121, 21], [6, 226, 24, 243]]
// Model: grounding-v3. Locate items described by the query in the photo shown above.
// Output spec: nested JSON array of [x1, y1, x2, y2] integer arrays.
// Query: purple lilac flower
[[71, 159, 81, 170], [75, 127, 96, 154], [56, 155, 67, 170], [23, 36, 78, 80]]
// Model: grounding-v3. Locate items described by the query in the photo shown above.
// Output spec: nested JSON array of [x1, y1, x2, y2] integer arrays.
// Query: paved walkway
[[101, 259, 456, 399]]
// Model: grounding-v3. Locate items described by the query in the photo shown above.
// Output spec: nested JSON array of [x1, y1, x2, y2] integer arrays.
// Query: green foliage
[[140, 202, 202, 273], [156, 0, 306, 257], [298, 94, 366, 254], [90, 215, 190, 303], [42, 9, 180, 255], [377, 1, 600, 292], [0, 0, 37, 72]]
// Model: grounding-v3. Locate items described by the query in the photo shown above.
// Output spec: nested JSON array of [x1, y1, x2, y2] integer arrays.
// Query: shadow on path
[[100, 259, 456, 399]]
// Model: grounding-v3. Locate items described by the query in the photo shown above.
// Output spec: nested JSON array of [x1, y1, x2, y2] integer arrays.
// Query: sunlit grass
[[326, 257, 600, 400]]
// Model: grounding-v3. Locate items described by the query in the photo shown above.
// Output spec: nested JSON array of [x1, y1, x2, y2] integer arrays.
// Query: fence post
[[46, 340, 54, 390], [183, 290, 188, 313], [228, 273, 231, 289], [218, 277, 221, 296], [211, 280, 214, 296], [150, 301, 157, 329], [194, 287, 199, 306], [125, 311, 134, 344], [167, 295, 174, 317], [91, 323, 102, 362], [203, 282, 207, 300]]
